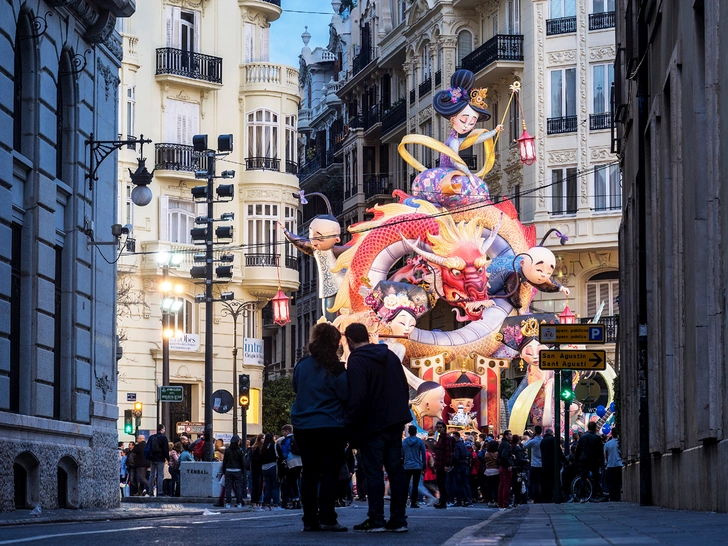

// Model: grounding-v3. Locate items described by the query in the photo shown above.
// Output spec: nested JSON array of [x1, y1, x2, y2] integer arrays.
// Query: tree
[[262, 376, 296, 434]]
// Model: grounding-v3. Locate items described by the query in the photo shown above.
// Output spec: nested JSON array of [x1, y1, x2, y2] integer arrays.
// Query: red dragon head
[[402, 213, 502, 322]]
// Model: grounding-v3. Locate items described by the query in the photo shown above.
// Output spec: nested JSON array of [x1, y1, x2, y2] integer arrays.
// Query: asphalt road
[[0, 504, 497, 546]]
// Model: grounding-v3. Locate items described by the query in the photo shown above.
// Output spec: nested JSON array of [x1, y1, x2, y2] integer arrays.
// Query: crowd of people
[[119, 320, 623, 534]]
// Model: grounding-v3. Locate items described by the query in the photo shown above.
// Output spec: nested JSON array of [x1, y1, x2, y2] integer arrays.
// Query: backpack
[[192, 440, 205, 460], [289, 436, 301, 456], [151, 435, 164, 457]]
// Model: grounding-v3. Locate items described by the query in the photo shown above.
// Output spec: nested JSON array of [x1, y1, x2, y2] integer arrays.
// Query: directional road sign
[[540, 350, 607, 370], [158, 386, 184, 402], [539, 324, 606, 344], [574, 378, 601, 404]]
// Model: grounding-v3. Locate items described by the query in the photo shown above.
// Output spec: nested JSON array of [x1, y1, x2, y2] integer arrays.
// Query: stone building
[[0, 0, 136, 511], [114, 0, 300, 442], [616, 0, 728, 511], [294, 0, 619, 395]]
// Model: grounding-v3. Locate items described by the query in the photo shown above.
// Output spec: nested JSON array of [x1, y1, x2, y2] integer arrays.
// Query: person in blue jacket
[[402, 425, 427, 508]]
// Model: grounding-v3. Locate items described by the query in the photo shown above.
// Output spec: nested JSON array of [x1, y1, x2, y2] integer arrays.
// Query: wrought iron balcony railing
[[589, 11, 615, 30], [409, 89, 415, 105], [298, 154, 322, 182], [461, 34, 524, 74], [154, 143, 208, 172], [435, 70, 442, 87], [156, 47, 222, 84], [286, 160, 298, 175], [546, 16, 577, 36], [285, 255, 299, 270], [245, 253, 279, 267], [419, 76, 432, 97], [245, 157, 280, 171], [382, 101, 407, 135], [547, 115, 578, 134], [578, 315, 618, 343], [590, 112, 611, 131], [364, 175, 391, 199], [364, 103, 381, 130], [352, 47, 373, 76]]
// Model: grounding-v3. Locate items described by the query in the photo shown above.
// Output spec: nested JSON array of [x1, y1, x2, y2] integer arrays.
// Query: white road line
[[0, 526, 155, 544]]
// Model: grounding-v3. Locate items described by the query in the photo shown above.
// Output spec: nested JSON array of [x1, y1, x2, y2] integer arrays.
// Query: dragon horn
[[481, 212, 504, 254], [401, 234, 446, 266]]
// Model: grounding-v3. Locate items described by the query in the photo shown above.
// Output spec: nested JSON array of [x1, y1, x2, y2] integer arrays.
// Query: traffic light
[[560, 370, 574, 401], [123, 409, 134, 435], [132, 401, 143, 418], [239, 374, 250, 407]]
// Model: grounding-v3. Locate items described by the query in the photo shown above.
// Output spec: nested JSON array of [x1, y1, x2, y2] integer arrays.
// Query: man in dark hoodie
[[344, 323, 411, 533]]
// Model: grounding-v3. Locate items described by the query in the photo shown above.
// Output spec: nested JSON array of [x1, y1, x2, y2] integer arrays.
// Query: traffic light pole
[[553, 369, 561, 504], [204, 150, 215, 463]]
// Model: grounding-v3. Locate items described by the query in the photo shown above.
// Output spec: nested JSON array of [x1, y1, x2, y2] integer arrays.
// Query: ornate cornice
[[97, 58, 120, 100], [589, 45, 616, 61], [589, 147, 615, 161], [548, 150, 577, 164], [547, 50, 576, 66]]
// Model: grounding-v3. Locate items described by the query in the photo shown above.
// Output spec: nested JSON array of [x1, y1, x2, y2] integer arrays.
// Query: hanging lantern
[[559, 302, 577, 325], [271, 287, 290, 326], [516, 122, 537, 166]]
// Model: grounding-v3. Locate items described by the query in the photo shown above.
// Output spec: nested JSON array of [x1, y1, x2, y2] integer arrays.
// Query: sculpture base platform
[[179, 461, 223, 498]]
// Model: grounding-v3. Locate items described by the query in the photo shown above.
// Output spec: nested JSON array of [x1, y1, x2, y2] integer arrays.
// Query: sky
[[269, 0, 338, 68]]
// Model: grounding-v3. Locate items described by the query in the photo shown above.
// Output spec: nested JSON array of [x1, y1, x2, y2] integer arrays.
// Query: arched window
[[457, 30, 473, 68], [13, 10, 37, 155], [420, 41, 431, 80], [585, 271, 619, 317], [247, 109, 279, 160], [57, 49, 77, 182], [167, 198, 197, 244]]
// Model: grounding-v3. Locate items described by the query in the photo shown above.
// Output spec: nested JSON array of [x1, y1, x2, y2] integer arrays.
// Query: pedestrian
[[343, 322, 411, 533], [131, 435, 150, 496], [422, 441, 438, 503], [249, 433, 265, 509], [451, 431, 471, 506], [290, 322, 348, 532], [604, 428, 622, 501], [222, 434, 246, 509], [169, 442, 182, 497], [147, 424, 170, 497], [497, 430, 513, 510], [433, 421, 455, 509], [524, 425, 544, 503], [541, 427, 565, 503], [575, 421, 605, 501], [511, 434, 528, 507], [260, 432, 283, 509], [470, 441, 483, 504], [482, 440, 500, 507], [402, 425, 427, 508], [279, 424, 302, 510], [353, 449, 367, 501]]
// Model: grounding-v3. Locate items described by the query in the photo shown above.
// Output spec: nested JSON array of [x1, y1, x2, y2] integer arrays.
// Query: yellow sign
[[539, 324, 605, 344], [540, 350, 607, 370]]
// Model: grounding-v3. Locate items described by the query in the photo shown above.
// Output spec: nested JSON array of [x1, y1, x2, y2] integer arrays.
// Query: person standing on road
[[402, 425, 427, 508], [132, 435, 150, 496], [575, 421, 605, 501], [249, 434, 265, 509], [291, 322, 348, 532], [433, 421, 455, 509], [222, 434, 246, 509], [524, 425, 544, 503], [344, 322, 411, 533], [451, 432, 471, 506], [147, 425, 170, 497], [497, 430, 513, 509], [604, 429, 623, 501]]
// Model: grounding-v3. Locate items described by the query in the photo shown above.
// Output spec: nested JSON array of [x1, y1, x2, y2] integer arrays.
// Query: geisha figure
[[403, 69, 503, 209]]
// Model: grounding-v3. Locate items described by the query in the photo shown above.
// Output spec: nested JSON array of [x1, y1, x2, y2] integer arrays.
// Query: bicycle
[[570, 474, 593, 503]]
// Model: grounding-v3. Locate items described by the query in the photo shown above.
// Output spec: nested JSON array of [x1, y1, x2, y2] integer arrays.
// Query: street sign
[[158, 386, 184, 402], [176, 421, 204, 435], [126, 392, 137, 402], [539, 324, 606, 344], [574, 378, 601, 404], [211, 389, 233, 414], [540, 350, 607, 370]]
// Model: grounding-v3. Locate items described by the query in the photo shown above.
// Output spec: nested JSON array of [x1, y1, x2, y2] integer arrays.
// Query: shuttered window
[[247, 109, 279, 158], [586, 273, 619, 317], [164, 99, 200, 145]]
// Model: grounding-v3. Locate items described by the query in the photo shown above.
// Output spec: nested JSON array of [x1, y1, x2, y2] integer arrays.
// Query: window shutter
[[586, 283, 597, 317], [194, 10, 201, 52], [159, 196, 170, 241], [172, 7, 181, 48], [260, 27, 270, 62], [164, 99, 178, 142], [165, 6, 173, 46], [244, 23, 255, 63]]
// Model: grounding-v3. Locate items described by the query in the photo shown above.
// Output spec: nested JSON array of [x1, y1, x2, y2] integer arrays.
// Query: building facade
[[616, 0, 728, 512], [0, 0, 136, 511], [115, 0, 299, 443], [295, 0, 619, 394]]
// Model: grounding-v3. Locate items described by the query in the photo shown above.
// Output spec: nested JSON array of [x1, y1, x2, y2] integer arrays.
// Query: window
[[551, 167, 577, 215], [509, 100, 521, 142], [284, 206, 297, 264], [594, 164, 621, 211], [421, 42, 431, 80], [491, 12, 498, 37], [13, 29, 23, 152], [457, 30, 473, 67], [506, 0, 521, 34], [164, 99, 200, 145], [550, 0, 576, 18], [285, 115, 297, 166], [592, 0, 615, 13], [121, 184, 135, 226], [259, 26, 270, 62], [170, 298, 194, 334], [550, 68, 577, 118], [244, 23, 255, 63], [586, 271, 619, 317], [166, 7, 200, 51], [247, 109, 279, 159], [126, 86, 136, 138], [167, 199, 196, 243], [247, 203, 279, 250], [592, 64, 614, 114]]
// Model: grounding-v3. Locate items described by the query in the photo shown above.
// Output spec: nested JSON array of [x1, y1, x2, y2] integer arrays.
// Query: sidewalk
[[448, 502, 728, 545], [0, 497, 243, 527]]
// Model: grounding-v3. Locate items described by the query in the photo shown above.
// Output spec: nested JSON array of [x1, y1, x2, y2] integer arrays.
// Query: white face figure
[[308, 217, 341, 251], [520, 246, 557, 285], [418, 386, 447, 418], [449, 398, 475, 414], [450, 104, 480, 135], [521, 338, 549, 369], [389, 310, 417, 337]]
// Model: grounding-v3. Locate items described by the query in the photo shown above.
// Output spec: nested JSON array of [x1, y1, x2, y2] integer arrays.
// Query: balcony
[[409, 89, 415, 105], [589, 11, 615, 31], [241, 62, 298, 96], [155, 48, 222, 89], [352, 47, 373, 77], [239, 0, 282, 23], [348, 115, 363, 130], [364, 103, 381, 131], [546, 16, 577, 36], [245, 157, 280, 171], [590, 112, 611, 131], [435, 70, 442, 87], [286, 160, 298, 175], [461, 35, 524, 76], [154, 143, 208, 174], [578, 315, 618, 344], [326, 149, 343, 166], [547, 115, 578, 134], [364, 175, 392, 200], [382, 100, 407, 136], [419, 77, 432, 97], [246, 253, 279, 267], [298, 154, 322, 183]]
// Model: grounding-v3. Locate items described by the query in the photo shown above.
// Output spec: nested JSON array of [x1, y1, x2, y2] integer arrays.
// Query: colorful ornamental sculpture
[[284, 69, 614, 434]]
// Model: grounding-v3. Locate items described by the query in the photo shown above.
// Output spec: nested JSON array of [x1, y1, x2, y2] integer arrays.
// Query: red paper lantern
[[271, 287, 291, 326], [559, 304, 577, 325], [516, 128, 537, 165]]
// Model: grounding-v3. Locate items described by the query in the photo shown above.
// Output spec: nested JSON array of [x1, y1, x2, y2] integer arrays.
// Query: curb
[[0, 508, 210, 527], [440, 507, 509, 546]]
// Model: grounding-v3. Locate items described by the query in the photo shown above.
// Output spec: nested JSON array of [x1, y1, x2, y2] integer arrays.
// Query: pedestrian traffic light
[[560, 370, 574, 401], [239, 374, 250, 407], [132, 401, 143, 418], [124, 409, 134, 435]]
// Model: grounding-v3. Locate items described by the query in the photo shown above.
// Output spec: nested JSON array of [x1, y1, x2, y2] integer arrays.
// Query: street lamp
[[218, 299, 259, 436], [158, 251, 184, 432]]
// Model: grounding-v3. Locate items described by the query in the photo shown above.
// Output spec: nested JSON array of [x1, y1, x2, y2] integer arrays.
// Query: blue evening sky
[[270, 1, 337, 68]]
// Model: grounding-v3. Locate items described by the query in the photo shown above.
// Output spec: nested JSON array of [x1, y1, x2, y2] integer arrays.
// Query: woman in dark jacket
[[511, 434, 529, 507], [291, 322, 348, 532], [249, 434, 264, 509], [260, 432, 283, 509]]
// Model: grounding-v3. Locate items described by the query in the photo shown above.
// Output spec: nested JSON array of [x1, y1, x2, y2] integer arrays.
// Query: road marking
[[0, 526, 154, 544]]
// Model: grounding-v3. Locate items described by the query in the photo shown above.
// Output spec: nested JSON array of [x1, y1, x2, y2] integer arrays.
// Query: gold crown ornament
[[469, 88, 489, 109]]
